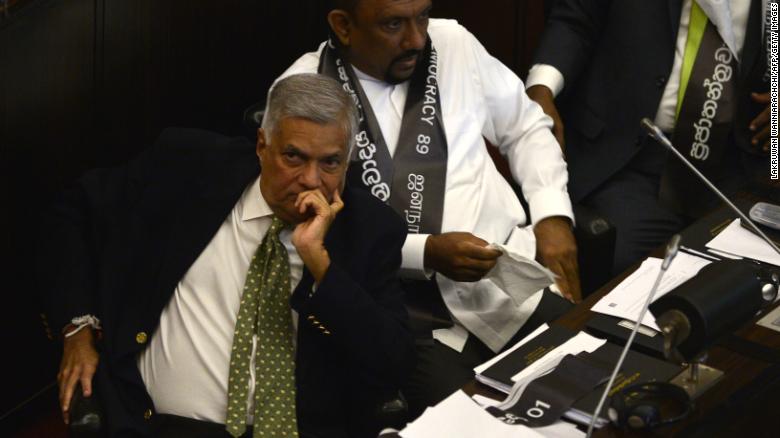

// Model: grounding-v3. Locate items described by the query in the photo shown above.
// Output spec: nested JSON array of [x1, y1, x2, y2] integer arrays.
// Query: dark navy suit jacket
[[42, 128, 415, 438], [533, 0, 768, 201]]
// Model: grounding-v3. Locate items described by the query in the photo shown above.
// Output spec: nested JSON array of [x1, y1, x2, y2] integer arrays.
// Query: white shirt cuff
[[401, 233, 432, 280], [525, 64, 565, 97], [527, 187, 575, 227], [64, 314, 102, 338]]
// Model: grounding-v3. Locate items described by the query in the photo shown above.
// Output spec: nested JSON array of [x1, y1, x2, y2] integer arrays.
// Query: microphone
[[661, 234, 681, 270], [585, 234, 681, 438], [640, 118, 780, 256]]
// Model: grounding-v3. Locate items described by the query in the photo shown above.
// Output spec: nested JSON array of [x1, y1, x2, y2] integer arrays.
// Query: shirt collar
[[240, 176, 274, 222], [352, 64, 388, 85]]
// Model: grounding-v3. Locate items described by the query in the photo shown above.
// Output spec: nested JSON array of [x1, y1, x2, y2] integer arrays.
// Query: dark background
[[0, 0, 547, 434]]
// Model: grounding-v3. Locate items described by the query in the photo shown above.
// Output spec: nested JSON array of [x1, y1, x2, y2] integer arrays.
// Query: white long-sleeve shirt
[[137, 177, 303, 424], [275, 19, 573, 353]]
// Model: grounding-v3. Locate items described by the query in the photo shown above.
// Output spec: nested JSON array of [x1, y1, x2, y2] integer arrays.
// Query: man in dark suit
[[527, 0, 770, 274], [43, 73, 414, 438]]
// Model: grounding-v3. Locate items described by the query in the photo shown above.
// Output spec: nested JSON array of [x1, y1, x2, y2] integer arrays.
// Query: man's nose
[[402, 22, 426, 52], [299, 162, 321, 189]]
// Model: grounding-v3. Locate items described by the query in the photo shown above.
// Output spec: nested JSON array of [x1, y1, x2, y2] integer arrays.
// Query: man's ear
[[327, 10, 352, 46], [256, 128, 268, 160]]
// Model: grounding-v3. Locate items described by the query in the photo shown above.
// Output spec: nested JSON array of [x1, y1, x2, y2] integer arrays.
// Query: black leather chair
[[68, 383, 103, 437]]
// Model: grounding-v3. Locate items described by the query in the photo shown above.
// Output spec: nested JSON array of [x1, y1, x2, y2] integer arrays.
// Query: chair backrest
[[242, 99, 266, 138]]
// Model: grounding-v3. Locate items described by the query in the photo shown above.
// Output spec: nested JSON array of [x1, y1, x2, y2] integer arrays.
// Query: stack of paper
[[590, 252, 712, 330], [706, 219, 780, 266], [474, 324, 606, 393]]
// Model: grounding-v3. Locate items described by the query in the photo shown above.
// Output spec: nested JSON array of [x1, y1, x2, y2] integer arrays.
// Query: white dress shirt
[[526, 0, 751, 132], [275, 19, 573, 353], [137, 176, 303, 424]]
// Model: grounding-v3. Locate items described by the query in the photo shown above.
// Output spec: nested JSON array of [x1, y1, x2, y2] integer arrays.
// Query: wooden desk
[[467, 202, 780, 437]]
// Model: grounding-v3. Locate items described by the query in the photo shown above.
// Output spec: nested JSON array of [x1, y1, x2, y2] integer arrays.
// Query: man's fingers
[[753, 125, 770, 145], [549, 263, 573, 302], [330, 189, 344, 214], [751, 92, 770, 104], [561, 257, 581, 303], [297, 193, 326, 216], [295, 189, 326, 207], [750, 107, 770, 131], [81, 372, 93, 397], [60, 368, 80, 416], [462, 242, 502, 260], [461, 256, 498, 274]]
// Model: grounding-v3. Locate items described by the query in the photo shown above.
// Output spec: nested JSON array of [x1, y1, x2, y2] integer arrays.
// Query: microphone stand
[[585, 235, 681, 438], [641, 118, 780, 256]]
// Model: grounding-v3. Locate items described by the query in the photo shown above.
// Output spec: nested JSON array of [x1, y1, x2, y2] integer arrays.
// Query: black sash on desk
[[318, 37, 452, 333]]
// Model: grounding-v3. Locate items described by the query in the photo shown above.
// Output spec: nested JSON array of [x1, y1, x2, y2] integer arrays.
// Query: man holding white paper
[[272, 0, 577, 417]]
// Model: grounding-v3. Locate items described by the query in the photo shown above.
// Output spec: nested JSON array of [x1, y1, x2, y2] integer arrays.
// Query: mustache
[[392, 50, 422, 64]]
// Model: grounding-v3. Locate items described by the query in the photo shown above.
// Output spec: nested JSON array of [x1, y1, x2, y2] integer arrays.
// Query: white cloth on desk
[[137, 176, 303, 424], [274, 18, 573, 353]]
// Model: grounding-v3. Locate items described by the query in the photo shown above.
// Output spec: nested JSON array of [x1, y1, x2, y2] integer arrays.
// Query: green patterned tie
[[226, 216, 298, 437]]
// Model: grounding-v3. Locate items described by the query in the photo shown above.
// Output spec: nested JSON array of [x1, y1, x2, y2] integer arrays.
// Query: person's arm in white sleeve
[[526, 64, 566, 151], [470, 32, 580, 301]]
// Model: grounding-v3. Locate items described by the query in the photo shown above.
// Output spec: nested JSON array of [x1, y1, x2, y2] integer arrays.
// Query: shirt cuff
[[63, 314, 102, 338], [527, 187, 575, 227], [525, 64, 565, 98], [401, 233, 433, 280]]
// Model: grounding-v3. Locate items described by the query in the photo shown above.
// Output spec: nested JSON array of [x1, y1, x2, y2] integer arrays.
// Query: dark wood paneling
[[0, 0, 95, 424], [432, 0, 546, 76], [96, 0, 331, 165], [433, 0, 520, 70]]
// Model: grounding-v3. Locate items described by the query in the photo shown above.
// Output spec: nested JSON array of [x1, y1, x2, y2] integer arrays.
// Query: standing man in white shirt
[[527, 0, 771, 275], [272, 0, 579, 416]]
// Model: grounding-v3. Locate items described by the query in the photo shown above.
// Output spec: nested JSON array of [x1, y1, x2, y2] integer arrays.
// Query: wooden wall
[[0, 0, 547, 431]]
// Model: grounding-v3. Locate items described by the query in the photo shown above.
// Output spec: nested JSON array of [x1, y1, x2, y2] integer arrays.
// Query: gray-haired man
[[45, 73, 414, 438]]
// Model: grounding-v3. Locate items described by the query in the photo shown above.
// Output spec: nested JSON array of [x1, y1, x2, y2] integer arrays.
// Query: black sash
[[318, 38, 453, 334], [486, 353, 611, 428], [661, 20, 738, 216], [317, 37, 448, 235]]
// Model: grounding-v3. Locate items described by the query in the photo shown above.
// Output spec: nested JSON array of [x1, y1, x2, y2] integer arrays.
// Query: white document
[[474, 324, 606, 394], [590, 253, 712, 330], [485, 242, 557, 306], [508, 331, 606, 384], [706, 219, 780, 266], [474, 324, 549, 375], [757, 304, 780, 333], [400, 390, 548, 438]]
